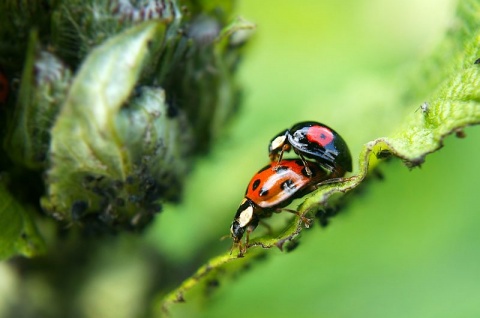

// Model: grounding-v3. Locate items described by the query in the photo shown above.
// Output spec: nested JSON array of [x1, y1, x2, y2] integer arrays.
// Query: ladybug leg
[[232, 239, 246, 257], [238, 225, 254, 257], [280, 144, 289, 161], [230, 231, 250, 257], [319, 163, 336, 176], [276, 208, 312, 228], [274, 144, 289, 168], [242, 229, 252, 255], [298, 154, 312, 176], [239, 241, 246, 257]]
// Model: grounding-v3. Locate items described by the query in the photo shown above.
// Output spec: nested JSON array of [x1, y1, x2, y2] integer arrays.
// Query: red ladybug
[[230, 159, 337, 255], [268, 121, 352, 176]]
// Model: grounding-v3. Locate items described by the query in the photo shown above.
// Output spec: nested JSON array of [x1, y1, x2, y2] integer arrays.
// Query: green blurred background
[[153, 0, 480, 317], [4, 0, 480, 317]]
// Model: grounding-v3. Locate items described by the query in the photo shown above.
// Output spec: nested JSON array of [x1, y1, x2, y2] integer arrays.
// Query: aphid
[[416, 102, 429, 114]]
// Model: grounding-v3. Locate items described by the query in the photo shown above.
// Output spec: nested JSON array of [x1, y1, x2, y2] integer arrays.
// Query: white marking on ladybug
[[271, 135, 287, 151], [237, 205, 254, 227]]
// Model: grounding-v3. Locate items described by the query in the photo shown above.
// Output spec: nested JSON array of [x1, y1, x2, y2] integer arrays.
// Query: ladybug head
[[230, 221, 245, 243], [230, 199, 258, 243], [268, 129, 290, 160]]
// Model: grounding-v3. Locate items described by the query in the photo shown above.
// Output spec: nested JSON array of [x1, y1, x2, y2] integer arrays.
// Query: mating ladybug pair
[[230, 121, 352, 255]]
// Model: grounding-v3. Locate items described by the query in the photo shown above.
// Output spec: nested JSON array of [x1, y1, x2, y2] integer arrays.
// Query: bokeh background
[[4, 0, 480, 317], [153, 0, 480, 317]]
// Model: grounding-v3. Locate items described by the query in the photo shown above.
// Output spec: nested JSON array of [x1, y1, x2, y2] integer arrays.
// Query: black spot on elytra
[[252, 179, 261, 191], [259, 188, 269, 196], [281, 179, 295, 192]]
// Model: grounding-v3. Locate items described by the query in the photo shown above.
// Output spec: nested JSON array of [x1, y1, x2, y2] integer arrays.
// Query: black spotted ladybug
[[230, 159, 335, 255], [268, 121, 352, 176]]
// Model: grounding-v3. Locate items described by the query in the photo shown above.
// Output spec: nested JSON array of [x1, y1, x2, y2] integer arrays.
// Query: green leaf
[[155, 0, 480, 314], [41, 21, 193, 230], [156, 248, 267, 315], [0, 179, 45, 259]]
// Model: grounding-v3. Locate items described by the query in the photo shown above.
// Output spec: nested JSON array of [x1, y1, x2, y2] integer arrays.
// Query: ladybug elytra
[[268, 121, 352, 176], [230, 159, 339, 255]]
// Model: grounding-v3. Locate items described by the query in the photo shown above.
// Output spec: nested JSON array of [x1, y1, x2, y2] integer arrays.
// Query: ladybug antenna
[[219, 233, 230, 241]]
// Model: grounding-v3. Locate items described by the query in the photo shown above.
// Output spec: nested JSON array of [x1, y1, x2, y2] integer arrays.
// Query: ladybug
[[230, 159, 334, 255], [0, 68, 8, 104], [268, 121, 352, 176]]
